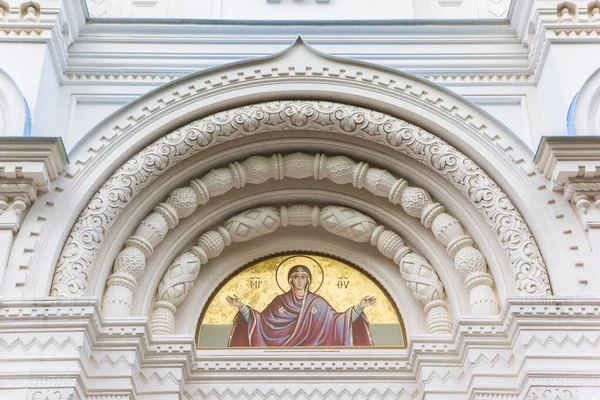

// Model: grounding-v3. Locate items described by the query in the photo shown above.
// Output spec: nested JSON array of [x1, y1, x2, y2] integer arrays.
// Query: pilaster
[[0, 137, 67, 287]]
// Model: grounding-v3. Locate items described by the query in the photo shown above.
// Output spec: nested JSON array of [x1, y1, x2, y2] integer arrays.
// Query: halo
[[275, 255, 324, 293]]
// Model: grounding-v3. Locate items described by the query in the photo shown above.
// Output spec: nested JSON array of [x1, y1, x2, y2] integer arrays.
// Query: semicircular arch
[[147, 203, 455, 336], [5, 39, 571, 299], [178, 232, 428, 338], [97, 150, 501, 320], [131, 187, 470, 324], [53, 101, 551, 299]]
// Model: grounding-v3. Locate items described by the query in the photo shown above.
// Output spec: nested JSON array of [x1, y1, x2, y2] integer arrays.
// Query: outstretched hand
[[360, 295, 376, 309], [226, 294, 243, 308]]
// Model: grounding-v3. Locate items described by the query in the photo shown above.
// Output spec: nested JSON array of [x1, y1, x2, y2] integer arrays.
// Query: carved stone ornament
[[51, 101, 551, 297], [149, 204, 453, 336], [26, 388, 76, 400], [529, 387, 578, 400], [101, 151, 498, 317]]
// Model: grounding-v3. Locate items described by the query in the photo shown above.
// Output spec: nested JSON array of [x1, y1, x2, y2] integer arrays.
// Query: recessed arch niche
[[196, 252, 408, 349], [7, 37, 571, 308], [53, 101, 550, 306], [100, 150, 501, 325], [149, 203, 455, 337]]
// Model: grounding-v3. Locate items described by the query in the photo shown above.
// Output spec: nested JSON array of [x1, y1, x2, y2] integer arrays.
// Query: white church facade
[[1, 0, 600, 399]]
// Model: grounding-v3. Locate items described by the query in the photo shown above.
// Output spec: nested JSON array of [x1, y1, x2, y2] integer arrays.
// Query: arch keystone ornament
[[51, 101, 551, 299], [149, 204, 453, 336]]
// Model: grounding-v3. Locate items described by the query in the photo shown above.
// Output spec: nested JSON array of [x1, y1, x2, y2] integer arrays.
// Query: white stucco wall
[[86, 0, 511, 19], [1, 1, 600, 399]]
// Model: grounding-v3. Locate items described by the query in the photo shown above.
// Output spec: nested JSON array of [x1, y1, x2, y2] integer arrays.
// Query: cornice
[[63, 72, 537, 86], [5, 0, 600, 85], [1, 297, 597, 377], [64, 22, 532, 85], [534, 136, 600, 190], [0, 137, 68, 231], [0, 137, 68, 184], [0, 297, 599, 399]]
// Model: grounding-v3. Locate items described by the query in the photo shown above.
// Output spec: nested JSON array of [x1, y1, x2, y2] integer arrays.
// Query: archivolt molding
[[101, 151, 499, 319], [148, 204, 453, 336], [51, 101, 551, 299]]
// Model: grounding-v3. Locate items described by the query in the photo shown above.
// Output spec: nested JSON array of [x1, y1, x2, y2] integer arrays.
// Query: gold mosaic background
[[201, 254, 401, 325]]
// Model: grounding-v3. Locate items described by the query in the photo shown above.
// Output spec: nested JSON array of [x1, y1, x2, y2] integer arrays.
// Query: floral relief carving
[[26, 389, 76, 400], [529, 388, 578, 400], [51, 101, 551, 298]]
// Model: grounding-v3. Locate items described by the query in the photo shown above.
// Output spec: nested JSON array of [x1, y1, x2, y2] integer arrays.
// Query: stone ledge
[[534, 136, 600, 192], [0, 137, 68, 189]]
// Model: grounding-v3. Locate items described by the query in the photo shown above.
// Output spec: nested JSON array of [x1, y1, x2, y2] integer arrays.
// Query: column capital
[[0, 137, 67, 231], [535, 136, 600, 194], [536, 136, 600, 233]]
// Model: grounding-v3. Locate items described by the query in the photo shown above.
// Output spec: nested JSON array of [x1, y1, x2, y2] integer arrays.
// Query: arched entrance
[[3, 37, 583, 400]]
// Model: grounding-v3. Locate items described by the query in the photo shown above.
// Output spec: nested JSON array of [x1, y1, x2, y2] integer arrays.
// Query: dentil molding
[[51, 101, 551, 299]]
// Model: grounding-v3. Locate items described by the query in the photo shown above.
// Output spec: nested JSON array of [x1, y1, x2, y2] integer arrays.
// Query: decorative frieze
[[26, 388, 77, 400], [55, 101, 549, 302], [0, 298, 598, 399]]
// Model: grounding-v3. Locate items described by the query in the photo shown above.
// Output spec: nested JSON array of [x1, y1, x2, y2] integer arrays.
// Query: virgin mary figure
[[226, 265, 376, 347]]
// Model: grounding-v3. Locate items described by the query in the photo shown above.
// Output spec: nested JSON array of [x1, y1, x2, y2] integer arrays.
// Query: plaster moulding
[[9, 37, 572, 299], [0, 137, 67, 231], [51, 100, 551, 299], [535, 136, 600, 193], [146, 204, 454, 336], [62, 72, 536, 86], [0, 297, 599, 398], [535, 136, 600, 230], [100, 151, 499, 321], [2, 1, 597, 89]]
